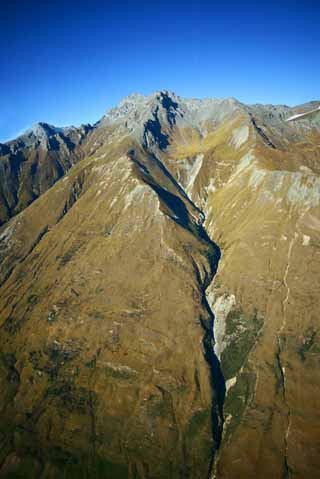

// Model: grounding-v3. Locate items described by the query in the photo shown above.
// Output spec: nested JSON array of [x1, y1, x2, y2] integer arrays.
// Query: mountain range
[[0, 91, 320, 479]]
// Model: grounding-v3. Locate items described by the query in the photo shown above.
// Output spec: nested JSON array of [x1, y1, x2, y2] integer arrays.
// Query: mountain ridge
[[2, 92, 320, 147], [0, 89, 320, 478]]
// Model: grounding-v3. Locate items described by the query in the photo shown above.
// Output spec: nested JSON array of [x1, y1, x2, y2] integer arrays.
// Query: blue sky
[[1, 0, 319, 142]]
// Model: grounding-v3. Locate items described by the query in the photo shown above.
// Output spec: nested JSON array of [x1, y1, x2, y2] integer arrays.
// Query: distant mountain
[[0, 122, 92, 225], [0, 91, 320, 479]]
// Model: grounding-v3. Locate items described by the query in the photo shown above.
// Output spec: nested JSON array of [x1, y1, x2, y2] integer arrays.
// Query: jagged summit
[[24, 122, 89, 139], [98, 90, 248, 150], [4, 122, 60, 150], [23, 122, 62, 140], [101, 90, 243, 124], [119, 91, 146, 104], [5, 122, 93, 151]]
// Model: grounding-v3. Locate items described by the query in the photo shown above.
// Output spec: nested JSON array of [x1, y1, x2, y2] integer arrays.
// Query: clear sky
[[1, 0, 319, 142]]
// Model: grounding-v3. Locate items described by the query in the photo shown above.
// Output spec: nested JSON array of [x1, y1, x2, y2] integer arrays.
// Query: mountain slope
[[0, 123, 92, 226], [0, 91, 320, 478], [0, 134, 222, 478]]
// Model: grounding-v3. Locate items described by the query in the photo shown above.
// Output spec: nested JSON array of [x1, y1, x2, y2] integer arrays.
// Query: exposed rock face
[[0, 92, 320, 478]]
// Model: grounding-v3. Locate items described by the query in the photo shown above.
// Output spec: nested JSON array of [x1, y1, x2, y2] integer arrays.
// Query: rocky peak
[[101, 93, 148, 124], [100, 90, 244, 150], [6, 122, 62, 151], [25, 122, 60, 139], [6, 122, 93, 153]]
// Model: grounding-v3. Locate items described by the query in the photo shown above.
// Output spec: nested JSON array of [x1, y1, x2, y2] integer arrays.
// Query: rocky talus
[[0, 91, 319, 478]]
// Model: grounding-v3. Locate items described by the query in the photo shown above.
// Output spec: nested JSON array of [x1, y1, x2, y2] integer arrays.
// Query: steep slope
[[0, 91, 320, 479], [0, 123, 92, 225], [205, 134, 320, 479], [0, 134, 222, 478], [155, 98, 320, 479]]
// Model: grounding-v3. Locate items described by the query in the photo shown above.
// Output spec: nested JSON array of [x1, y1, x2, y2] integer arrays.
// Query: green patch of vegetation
[[85, 348, 101, 369], [46, 382, 95, 414], [224, 308, 245, 335], [222, 370, 255, 444], [27, 295, 38, 305], [89, 311, 105, 320], [49, 446, 79, 468], [221, 308, 263, 380], [184, 408, 213, 467], [58, 241, 82, 268], [186, 408, 211, 439], [0, 353, 20, 390], [0, 352, 17, 368], [1, 447, 129, 479], [176, 383, 189, 394], [45, 341, 80, 363], [146, 390, 174, 419], [3, 456, 42, 479], [28, 350, 43, 370], [298, 330, 317, 361], [221, 339, 249, 379], [0, 438, 13, 468], [3, 316, 25, 335], [47, 450, 129, 479], [30, 341, 81, 380], [103, 227, 113, 237], [85, 358, 97, 369], [92, 458, 129, 479]]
